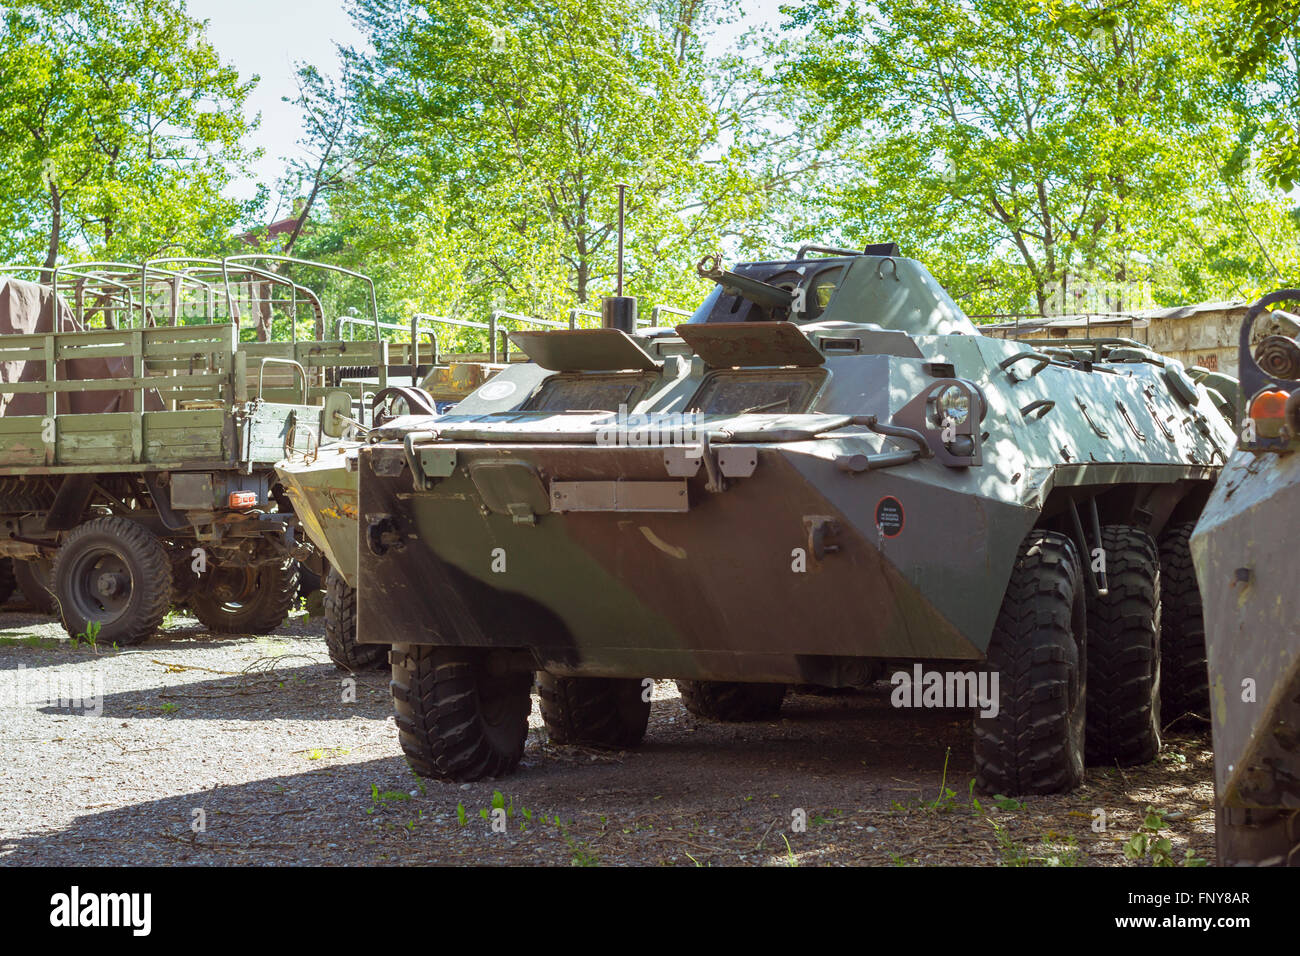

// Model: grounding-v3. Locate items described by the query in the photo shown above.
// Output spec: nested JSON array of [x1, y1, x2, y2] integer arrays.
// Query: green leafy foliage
[[0, 0, 261, 266]]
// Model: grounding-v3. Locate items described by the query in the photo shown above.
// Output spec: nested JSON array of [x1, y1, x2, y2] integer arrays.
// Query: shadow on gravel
[[0, 754, 429, 866], [37, 663, 393, 722]]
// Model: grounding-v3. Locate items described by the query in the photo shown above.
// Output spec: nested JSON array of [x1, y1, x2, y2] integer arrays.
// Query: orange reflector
[[1250, 390, 1289, 420], [228, 491, 257, 509]]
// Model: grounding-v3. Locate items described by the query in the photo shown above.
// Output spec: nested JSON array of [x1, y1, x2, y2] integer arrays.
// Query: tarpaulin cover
[[0, 275, 163, 416]]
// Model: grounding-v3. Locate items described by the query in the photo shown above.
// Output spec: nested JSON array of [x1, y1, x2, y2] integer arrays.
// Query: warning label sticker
[[875, 496, 905, 537]]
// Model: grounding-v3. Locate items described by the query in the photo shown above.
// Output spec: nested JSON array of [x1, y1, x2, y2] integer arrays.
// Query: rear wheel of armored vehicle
[[537, 673, 650, 749], [1158, 522, 1210, 723], [52, 516, 172, 646], [14, 557, 56, 615], [392, 645, 532, 781], [1084, 525, 1162, 767], [0, 558, 15, 605], [676, 680, 786, 722], [189, 559, 300, 635], [974, 530, 1085, 796], [323, 568, 386, 670]]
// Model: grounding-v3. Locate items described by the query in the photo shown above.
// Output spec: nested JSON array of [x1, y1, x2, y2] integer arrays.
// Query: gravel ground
[[0, 589, 1218, 867]]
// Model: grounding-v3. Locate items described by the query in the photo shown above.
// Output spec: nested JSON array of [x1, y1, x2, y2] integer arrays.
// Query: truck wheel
[[676, 680, 786, 721], [14, 557, 56, 615], [0, 558, 15, 605], [189, 560, 300, 635], [1084, 525, 1162, 766], [391, 645, 532, 781], [537, 672, 650, 748], [323, 568, 386, 670], [52, 516, 172, 646], [974, 530, 1085, 796], [1158, 522, 1209, 722]]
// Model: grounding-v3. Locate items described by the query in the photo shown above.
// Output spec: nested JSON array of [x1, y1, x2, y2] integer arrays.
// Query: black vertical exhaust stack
[[602, 183, 637, 333]]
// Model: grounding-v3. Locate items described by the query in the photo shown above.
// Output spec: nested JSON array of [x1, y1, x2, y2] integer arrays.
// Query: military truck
[[288, 244, 1234, 794], [0, 255, 411, 645], [1191, 290, 1300, 866]]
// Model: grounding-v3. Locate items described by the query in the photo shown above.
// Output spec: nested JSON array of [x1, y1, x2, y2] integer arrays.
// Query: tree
[[776, 0, 1285, 316], [0, 0, 259, 268], [288, 0, 803, 325], [1219, 0, 1300, 191]]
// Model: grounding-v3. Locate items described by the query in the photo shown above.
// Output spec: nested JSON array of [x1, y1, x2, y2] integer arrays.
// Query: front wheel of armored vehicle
[[323, 567, 386, 670], [974, 530, 1085, 796], [14, 557, 56, 614], [189, 559, 300, 635], [676, 680, 786, 722], [52, 516, 173, 646], [537, 673, 651, 749], [1158, 522, 1210, 723], [392, 645, 532, 781], [1084, 525, 1162, 767]]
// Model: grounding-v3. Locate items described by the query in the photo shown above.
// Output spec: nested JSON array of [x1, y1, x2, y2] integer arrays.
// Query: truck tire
[[0, 558, 14, 605], [392, 645, 533, 781], [14, 557, 56, 614], [323, 568, 386, 670], [189, 560, 300, 635], [1158, 522, 1209, 723], [974, 530, 1086, 796], [676, 680, 786, 721], [1084, 525, 1162, 766], [52, 516, 172, 646], [537, 673, 650, 748]]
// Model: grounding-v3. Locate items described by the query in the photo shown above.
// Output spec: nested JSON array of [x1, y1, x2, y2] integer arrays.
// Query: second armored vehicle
[[1192, 290, 1300, 866]]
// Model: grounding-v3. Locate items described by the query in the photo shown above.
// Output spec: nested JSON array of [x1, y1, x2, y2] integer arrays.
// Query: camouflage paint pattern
[[281, 252, 1235, 686]]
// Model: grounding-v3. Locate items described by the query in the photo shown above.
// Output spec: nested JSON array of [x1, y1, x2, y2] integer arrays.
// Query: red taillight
[[1250, 389, 1290, 439], [229, 491, 257, 509]]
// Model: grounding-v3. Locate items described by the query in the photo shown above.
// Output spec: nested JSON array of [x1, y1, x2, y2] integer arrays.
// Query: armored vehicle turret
[[297, 244, 1235, 793]]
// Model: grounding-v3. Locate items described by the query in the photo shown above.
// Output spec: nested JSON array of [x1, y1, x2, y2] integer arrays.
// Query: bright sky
[[185, 0, 790, 205], [186, 0, 365, 203]]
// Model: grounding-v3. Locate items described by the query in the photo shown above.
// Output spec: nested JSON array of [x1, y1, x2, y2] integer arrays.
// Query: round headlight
[[931, 385, 971, 427]]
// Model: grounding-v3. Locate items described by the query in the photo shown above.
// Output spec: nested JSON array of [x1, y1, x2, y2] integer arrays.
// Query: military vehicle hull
[[341, 250, 1236, 791], [1191, 289, 1300, 866]]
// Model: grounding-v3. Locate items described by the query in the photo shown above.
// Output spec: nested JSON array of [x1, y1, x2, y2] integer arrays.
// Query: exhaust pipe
[[602, 184, 636, 333]]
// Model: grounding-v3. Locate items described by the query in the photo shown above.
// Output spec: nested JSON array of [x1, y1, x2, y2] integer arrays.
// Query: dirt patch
[[0, 591, 1215, 866]]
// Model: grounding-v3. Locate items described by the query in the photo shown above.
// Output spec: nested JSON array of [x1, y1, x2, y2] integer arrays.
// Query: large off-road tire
[[974, 530, 1086, 796], [52, 516, 172, 646], [323, 568, 386, 670], [14, 556, 56, 615], [537, 672, 651, 748], [189, 559, 300, 635], [391, 645, 532, 781], [1084, 525, 1162, 766], [1158, 522, 1210, 723], [298, 562, 323, 597], [0, 558, 15, 605], [676, 680, 786, 721]]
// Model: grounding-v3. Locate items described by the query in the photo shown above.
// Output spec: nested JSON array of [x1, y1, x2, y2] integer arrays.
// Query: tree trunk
[[41, 184, 62, 279]]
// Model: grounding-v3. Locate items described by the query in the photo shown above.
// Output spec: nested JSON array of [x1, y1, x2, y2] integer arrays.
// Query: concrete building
[[981, 301, 1297, 379]]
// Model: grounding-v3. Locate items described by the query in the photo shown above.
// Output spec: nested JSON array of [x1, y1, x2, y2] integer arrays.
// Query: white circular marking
[[477, 381, 517, 401]]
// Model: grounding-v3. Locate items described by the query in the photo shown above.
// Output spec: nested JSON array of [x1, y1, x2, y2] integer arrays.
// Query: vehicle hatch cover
[[675, 321, 826, 368], [509, 328, 659, 372]]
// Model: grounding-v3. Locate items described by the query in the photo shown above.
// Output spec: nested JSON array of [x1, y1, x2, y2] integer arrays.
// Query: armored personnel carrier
[[1192, 290, 1300, 865], [298, 244, 1234, 793]]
